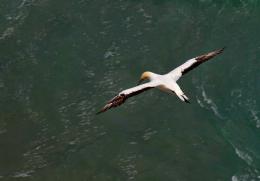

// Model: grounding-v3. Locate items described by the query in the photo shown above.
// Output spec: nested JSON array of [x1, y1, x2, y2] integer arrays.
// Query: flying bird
[[97, 48, 225, 114]]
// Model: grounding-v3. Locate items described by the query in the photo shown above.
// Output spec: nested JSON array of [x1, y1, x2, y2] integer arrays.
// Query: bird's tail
[[176, 93, 190, 104]]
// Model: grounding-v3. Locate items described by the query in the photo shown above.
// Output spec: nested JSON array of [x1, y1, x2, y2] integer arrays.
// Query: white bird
[[97, 48, 225, 114]]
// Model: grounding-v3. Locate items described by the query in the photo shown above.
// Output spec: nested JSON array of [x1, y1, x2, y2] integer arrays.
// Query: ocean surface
[[0, 0, 260, 180]]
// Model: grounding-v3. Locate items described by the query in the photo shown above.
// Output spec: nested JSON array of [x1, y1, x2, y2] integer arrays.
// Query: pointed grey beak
[[137, 79, 145, 85]]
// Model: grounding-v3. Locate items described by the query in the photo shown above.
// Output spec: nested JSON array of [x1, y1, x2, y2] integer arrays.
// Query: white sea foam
[[196, 96, 205, 108], [0, 27, 14, 40], [104, 51, 114, 59], [228, 139, 255, 168], [250, 110, 260, 128], [198, 85, 224, 119], [231, 174, 250, 181], [118, 154, 138, 180], [231, 173, 260, 181], [12, 170, 34, 178], [235, 148, 253, 166], [142, 128, 157, 141], [231, 175, 239, 181]]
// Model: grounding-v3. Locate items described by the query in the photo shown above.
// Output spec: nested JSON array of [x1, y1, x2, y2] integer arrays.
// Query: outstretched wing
[[96, 82, 156, 114], [169, 48, 225, 81]]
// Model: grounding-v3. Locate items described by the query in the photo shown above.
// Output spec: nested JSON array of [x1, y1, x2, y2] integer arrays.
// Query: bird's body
[[120, 71, 188, 103], [97, 48, 225, 114]]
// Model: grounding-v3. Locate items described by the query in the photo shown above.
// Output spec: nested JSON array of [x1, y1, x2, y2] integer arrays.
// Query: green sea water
[[0, 0, 260, 180]]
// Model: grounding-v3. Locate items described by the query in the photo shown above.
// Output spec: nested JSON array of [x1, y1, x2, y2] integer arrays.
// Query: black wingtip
[[184, 99, 191, 104], [96, 111, 102, 115], [220, 47, 226, 52], [96, 109, 104, 115], [95, 103, 111, 115], [216, 47, 225, 54]]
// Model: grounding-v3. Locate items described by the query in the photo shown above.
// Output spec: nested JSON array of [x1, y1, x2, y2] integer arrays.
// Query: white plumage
[[97, 48, 225, 114]]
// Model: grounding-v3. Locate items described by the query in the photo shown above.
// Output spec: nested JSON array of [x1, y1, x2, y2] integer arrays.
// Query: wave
[[194, 79, 260, 180]]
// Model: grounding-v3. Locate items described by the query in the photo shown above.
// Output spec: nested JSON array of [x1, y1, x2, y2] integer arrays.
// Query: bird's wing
[[169, 48, 225, 81], [96, 82, 157, 114]]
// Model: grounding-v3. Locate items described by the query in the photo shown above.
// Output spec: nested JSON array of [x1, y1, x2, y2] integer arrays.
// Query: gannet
[[97, 48, 224, 114]]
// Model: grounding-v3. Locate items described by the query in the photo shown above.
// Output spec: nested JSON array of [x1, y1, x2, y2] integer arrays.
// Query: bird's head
[[138, 71, 153, 85]]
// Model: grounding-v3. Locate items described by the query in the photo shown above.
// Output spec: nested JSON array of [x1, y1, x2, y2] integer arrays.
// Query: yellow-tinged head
[[138, 71, 152, 85]]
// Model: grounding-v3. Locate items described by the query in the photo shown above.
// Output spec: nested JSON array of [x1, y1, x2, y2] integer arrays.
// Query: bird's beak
[[137, 78, 144, 85]]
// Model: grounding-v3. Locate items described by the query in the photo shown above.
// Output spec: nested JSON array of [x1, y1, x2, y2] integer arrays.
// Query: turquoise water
[[0, 0, 260, 180]]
